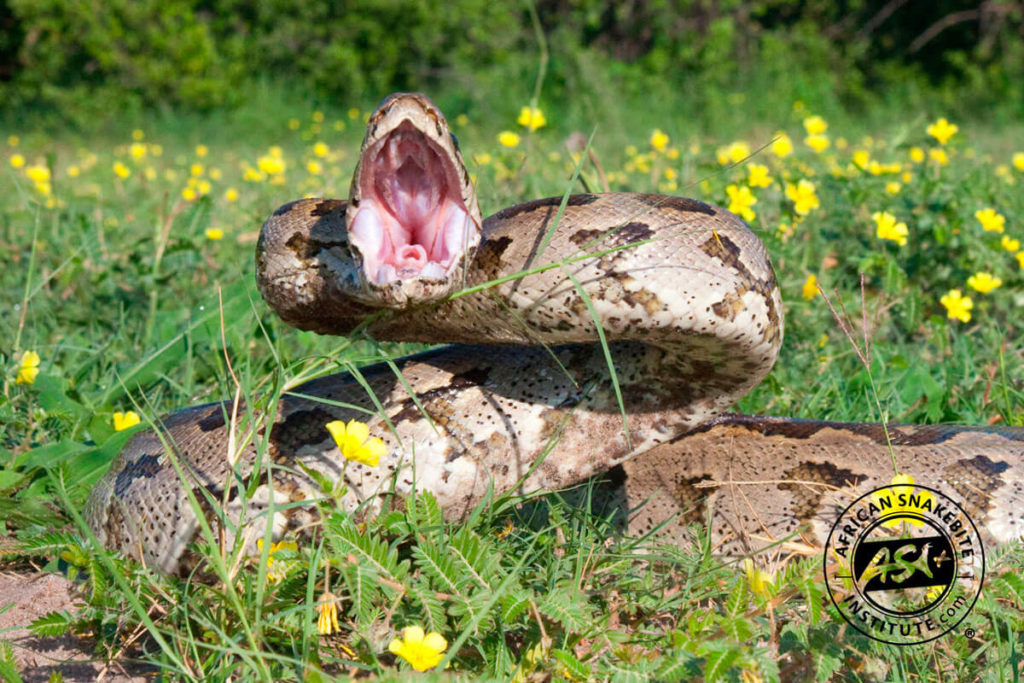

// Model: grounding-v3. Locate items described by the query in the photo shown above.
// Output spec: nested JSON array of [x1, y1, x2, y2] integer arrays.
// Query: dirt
[[0, 567, 154, 682]]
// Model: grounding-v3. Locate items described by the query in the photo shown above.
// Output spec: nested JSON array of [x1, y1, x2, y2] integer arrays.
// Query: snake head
[[347, 92, 483, 307]]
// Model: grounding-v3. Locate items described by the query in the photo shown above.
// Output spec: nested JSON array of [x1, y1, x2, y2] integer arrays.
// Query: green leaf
[[28, 610, 75, 637]]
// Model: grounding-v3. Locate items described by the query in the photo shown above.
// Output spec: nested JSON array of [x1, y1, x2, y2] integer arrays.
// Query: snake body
[[85, 94, 1024, 574]]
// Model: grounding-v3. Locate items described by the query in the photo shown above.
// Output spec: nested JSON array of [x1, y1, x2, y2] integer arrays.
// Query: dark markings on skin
[[198, 406, 227, 432], [312, 199, 345, 217], [687, 414, 1024, 446], [569, 228, 608, 248], [672, 475, 712, 525], [273, 200, 301, 217], [778, 461, 865, 521], [474, 236, 514, 276], [636, 194, 716, 216], [114, 454, 164, 496], [614, 222, 655, 245], [943, 454, 1010, 518], [493, 194, 600, 220], [285, 232, 319, 259], [698, 233, 780, 345], [270, 407, 338, 460], [570, 222, 654, 251]]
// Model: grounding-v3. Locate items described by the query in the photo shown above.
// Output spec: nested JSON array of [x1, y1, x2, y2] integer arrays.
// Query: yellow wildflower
[[873, 211, 908, 246], [455, 113, 468, 127], [131, 129, 145, 141], [7, 135, 18, 146], [802, 274, 818, 300], [10, 154, 24, 169], [16, 350, 40, 385], [257, 154, 285, 175], [885, 181, 902, 195], [197, 180, 211, 195], [871, 474, 935, 528], [1013, 152, 1024, 171], [182, 187, 197, 201], [348, 107, 360, 120], [743, 558, 774, 598], [771, 133, 793, 158], [803, 115, 827, 135], [243, 167, 265, 182], [649, 129, 669, 152], [149, 144, 163, 157], [785, 179, 820, 216], [67, 165, 80, 178], [389, 626, 448, 672], [498, 131, 520, 148], [726, 184, 757, 222], [313, 142, 329, 158], [929, 148, 948, 166], [113, 162, 131, 179], [516, 106, 546, 131], [312, 111, 325, 123], [25, 165, 49, 183], [1017, 252, 1024, 270], [927, 117, 958, 145], [805, 134, 830, 152], [326, 419, 386, 467], [113, 411, 141, 431], [130, 143, 147, 159], [209, 168, 222, 181], [747, 164, 772, 188], [909, 147, 925, 163], [205, 227, 224, 240], [256, 539, 298, 583], [852, 150, 870, 170], [975, 208, 1005, 233], [1000, 235, 1019, 252], [193, 144, 207, 158], [717, 141, 751, 165], [940, 289, 973, 323], [307, 160, 322, 175], [666, 147, 680, 159], [190, 163, 204, 177], [317, 591, 341, 635], [967, 272, 1001, 293], [224, 187, 239, 202]]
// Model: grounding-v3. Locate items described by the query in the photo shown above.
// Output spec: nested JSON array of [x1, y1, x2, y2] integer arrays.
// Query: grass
[[1, 82, 1024, 681]]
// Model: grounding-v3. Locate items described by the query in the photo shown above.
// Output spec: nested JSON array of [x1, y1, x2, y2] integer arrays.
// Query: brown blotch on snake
[[85, 93, 1024, 575]]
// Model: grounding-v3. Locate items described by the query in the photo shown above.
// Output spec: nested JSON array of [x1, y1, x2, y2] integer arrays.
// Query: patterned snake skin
[[85, 94, 1024, 574]]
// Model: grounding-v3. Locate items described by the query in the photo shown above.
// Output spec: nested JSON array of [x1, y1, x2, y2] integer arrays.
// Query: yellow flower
[[1014, 152, 1024, 171], [455, 113, 468, 127], [771, 133, 793, 158], [1017, 252, 1024, 270], [747, 164, 772, 188], [113, 411, 141, 431], [67, 165, 80, 178], [313, 142, 329, 157], [16, 350, 40, 385], [717, 141, 750, 165], [743, 559, 774, 598], [785, 179, 820, 216], [131, 129, 145, 141], [803, 115, 827, 135], [7, 135, 18, 146], [873, 211, 909, 246], [113, 161, 131, 179], [326, 419, 386, 467], [516, 106, 546, 131], [258, 153, 286, 175], [149, 144, 163, 157], [909, 147, 925, 163], [975, 208, 1005, 233], [224, 187, 239, 202], [929, 148, 948, 166], [306, 160, 322, 175], [872, 474, 935, 528], [129, 143, 147, 159], [197, 180, 211, 195], [497, 131, 520, 148], [940, 289, 973, 323], [10, 154, 24, 169], [243, 167, 264, 182], [182, 187, 197, 201], [190, 163, 204, 177], [885, 181, 902, 195], [804, 134, 830, 152], [25, 165, 49, 183], [967, 271, 1001, 293], [317, 591, 341, 635], [348, 107, 360, 120], [257, 539, 298, 583], [649, 129, 669, 152], [195, 144, 208, 158], [802, 274, 818, 300], [1000, 235, 1019, 252], [726, 184, 757, 221], [852, 150, 870, 170], [389, 626, 448, 672], [205, 227, 224, 240], [927, 117, 958, 145]]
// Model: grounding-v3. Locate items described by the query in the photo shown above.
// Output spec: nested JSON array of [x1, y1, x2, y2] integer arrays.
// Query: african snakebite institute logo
[[823, 475, 984, 646]]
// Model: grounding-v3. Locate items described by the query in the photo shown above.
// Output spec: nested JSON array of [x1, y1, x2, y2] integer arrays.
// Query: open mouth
[[349, 121, 473, 285]]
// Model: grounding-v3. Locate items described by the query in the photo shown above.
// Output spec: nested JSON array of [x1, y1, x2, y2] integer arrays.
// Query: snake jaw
[[348, 97, 482, 301]]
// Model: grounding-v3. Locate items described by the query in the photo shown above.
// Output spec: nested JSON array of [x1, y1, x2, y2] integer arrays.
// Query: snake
[[85, 93, 1024, 575]]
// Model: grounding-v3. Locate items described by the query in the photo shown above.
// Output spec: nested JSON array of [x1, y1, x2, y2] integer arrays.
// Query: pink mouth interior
[[349, 121, 471, 284]]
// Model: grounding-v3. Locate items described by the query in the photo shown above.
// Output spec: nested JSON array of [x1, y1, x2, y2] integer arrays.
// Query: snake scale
[[85, 94, 1024, 575]]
